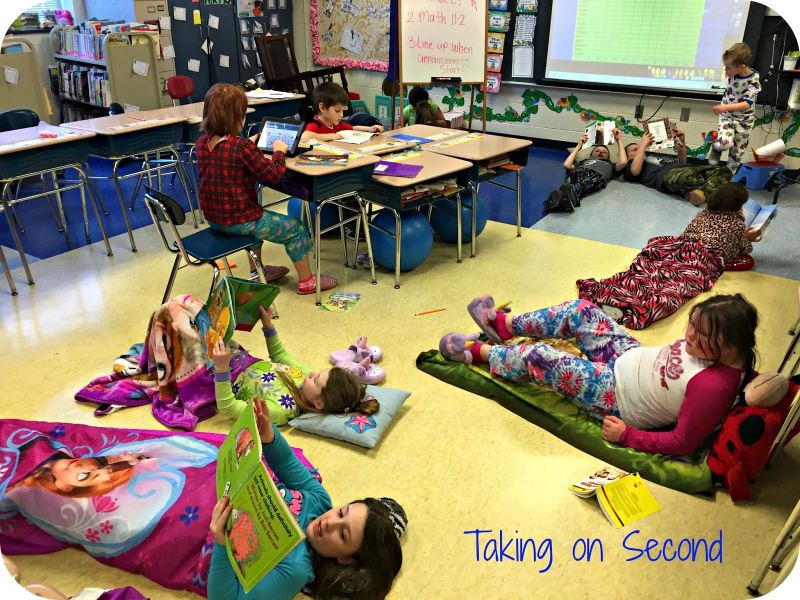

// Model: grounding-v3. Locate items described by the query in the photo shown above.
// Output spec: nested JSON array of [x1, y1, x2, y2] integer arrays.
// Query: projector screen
[[544, 0, 751, 94]]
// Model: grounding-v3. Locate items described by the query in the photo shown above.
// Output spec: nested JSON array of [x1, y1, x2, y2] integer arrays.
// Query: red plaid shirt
[[303, 115, 353, 135], [196, 134, 285, 225]]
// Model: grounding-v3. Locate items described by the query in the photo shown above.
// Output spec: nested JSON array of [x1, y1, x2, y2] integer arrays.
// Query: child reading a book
[[196, 83, 337, 296], [208, 401, 406, 600], [544, 129, 627, 212], [211, 305, 380, 425], [439, 293, 758, 456], [300, 82, 384, 143], [707, 43, 761, 172], [624, 132, 732, 205], [681, 182, 761, 267], [399, 86, 448, 127]]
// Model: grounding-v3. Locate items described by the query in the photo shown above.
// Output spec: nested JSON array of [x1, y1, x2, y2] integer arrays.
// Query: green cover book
[[205, 276, 281, 350], [216, 406, 306, 592]]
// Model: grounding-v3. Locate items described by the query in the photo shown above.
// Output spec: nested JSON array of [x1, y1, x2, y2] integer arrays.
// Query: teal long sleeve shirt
[[207, 425, 331, 599]]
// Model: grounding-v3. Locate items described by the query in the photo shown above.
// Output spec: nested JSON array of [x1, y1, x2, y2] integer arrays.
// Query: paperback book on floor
[[569, 467, 661, 528]]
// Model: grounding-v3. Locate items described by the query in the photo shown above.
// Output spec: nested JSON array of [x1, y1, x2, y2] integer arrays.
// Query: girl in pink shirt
[[440, 294, 758, 456]]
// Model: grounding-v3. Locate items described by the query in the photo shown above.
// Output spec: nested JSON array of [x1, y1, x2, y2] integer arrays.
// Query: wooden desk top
[[134, 103, 254, 124], [421, 132, 532, 161], [371, 151, 471, 188], [320, 133, 416, 155], [385, 124, 469, 141], [0, 124, 95, 156], [246, 93, 305, 106], [61, 114, 187, 135], [285, 151, 380, 176]]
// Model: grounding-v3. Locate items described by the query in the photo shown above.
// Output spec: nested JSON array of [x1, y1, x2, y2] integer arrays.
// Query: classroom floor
[[2, 184, 799, 598]]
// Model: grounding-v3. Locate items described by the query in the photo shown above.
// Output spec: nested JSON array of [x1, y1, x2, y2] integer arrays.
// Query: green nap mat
[[416, 349, 714, 495]]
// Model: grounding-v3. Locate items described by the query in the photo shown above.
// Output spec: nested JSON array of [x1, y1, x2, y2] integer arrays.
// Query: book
[[373, 161, 424, 178], [584, 121, 615, 146], [205, 276, 281, 353], [335, 129, 379, 145], [295, 153, 349, 166], [216, 404, 305, 592], [321, 291, 361, 313], [742, 198, 779, 235], [643, 117, 679, 151], [569, 467, 661, 528]]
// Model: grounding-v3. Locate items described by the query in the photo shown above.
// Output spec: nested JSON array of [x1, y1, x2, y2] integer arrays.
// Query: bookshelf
[[49, 25, 163, 121]]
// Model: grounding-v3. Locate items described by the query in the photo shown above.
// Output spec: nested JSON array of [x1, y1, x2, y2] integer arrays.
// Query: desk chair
[[253, 34, 351, 122], [746, 496, 800, 596], [0, 238, 17, 295], [144, 185, 269, 304], [767, 168, 800, 205], [166, 76, 195, 106]]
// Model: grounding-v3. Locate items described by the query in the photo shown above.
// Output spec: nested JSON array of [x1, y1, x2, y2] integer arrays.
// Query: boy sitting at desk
[[300, 82, 383, 143]]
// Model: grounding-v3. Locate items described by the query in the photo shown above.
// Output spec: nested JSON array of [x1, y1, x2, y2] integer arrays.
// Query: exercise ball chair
[[369, 209, 433, 272], [429, 196, 488, 243]]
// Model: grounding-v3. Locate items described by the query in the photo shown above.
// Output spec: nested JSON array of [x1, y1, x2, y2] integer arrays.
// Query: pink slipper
[[329, 336, 383, 364], [335, 356, 386, 385]]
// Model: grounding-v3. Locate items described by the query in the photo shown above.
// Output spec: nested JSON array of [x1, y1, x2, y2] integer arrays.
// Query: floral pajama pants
[[487, 299, 640, 421], [208, 208, 313, 263], [717, 114, 754, 172]]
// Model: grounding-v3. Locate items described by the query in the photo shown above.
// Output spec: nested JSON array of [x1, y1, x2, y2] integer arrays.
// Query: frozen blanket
[[0, 419, 320, 596], [576, 236, 724, 330], [75, 294, 259, 430]]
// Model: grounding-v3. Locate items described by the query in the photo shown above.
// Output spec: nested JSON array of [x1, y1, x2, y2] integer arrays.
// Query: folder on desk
[[373, 161, 424, 178], [391, 133, 433, 144]]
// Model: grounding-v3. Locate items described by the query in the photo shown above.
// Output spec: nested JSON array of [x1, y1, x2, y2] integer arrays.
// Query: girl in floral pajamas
[[440, 294, 758, 456]]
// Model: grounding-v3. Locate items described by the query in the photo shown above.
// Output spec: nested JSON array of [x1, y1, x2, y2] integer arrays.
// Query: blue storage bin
[[732, 162, 786, 190]]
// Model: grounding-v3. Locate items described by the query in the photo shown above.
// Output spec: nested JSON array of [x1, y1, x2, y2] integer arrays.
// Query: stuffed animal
[[707, 377, 799, 501]]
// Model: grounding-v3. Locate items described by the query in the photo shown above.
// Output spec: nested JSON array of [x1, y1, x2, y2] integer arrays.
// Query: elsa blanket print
[[0, 419, 320, 596], [576, 236, 724, 330], [75, 294, 259, 430]]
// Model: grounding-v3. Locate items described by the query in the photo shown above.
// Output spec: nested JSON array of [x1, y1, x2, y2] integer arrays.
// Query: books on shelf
[[58, 62, 110, 107], [216, 404, 305, 592], [569, 467, 661, 528], [742, 198, 778, 235]]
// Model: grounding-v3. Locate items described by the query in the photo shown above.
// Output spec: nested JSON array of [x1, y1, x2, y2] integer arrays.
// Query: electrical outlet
[[680, 107, 691, 121], [635, 104, 644, 119]]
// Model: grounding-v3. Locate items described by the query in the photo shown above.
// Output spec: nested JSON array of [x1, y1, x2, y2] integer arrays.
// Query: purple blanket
[[0, 419, 319, 596], [75, 294, 259, 431]]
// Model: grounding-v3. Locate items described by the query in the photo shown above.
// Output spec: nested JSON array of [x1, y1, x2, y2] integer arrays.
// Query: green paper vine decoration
[[439, 86, 800, 158]]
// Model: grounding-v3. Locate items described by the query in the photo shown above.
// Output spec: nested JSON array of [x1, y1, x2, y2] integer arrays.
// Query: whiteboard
[[399, 0, 487, 84]]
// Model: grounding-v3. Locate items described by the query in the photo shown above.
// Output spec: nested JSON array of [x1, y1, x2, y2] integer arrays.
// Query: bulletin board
[[399, 0, 487, 84], [310, 0, 391, 71]]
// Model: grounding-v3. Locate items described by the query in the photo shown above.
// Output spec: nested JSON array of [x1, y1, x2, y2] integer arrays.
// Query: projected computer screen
[[544, 0, 751, 94]]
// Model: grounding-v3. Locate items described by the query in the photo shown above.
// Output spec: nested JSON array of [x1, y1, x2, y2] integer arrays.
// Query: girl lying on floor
[[439, 293, 757, 457], [210, 304, 381, 425], [576, 183, 760, 330], [0, 416, 406, 599]]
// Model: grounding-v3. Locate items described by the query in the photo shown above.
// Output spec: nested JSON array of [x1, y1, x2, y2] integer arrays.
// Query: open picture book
[[585, 121, 615, 146], [205, 276, 281, 355], [216, 406, 306, 592], [644, 117, 679, 150], [743, 198, 779, 235], [569, 467, 661, 528], [335, 129, 380, 145]]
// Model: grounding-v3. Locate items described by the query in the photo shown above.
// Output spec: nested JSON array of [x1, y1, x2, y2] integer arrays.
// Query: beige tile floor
[[1, 215, 799, 600]]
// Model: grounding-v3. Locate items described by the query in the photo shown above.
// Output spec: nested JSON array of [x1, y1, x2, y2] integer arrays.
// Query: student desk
[[283, 149, 381, 304], [359, 150, 472, 289], [63, 114, 195, 252], [318, 133, 418, 157], [0, 124, 112, 292], [401, 126, 532, 256], [245, 93, 305, 133]]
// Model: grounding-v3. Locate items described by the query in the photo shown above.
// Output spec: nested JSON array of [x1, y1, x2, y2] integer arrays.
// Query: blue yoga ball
[[287, 198, 340, 234], [369, 209, 433, 272], [429, 197, 488, 243]]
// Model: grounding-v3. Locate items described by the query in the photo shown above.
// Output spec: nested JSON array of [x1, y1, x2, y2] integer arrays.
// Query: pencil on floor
[[415, 308, 446, 316]]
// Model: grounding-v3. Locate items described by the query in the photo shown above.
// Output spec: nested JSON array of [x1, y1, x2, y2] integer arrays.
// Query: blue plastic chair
[[143, 185, 270, 304]]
